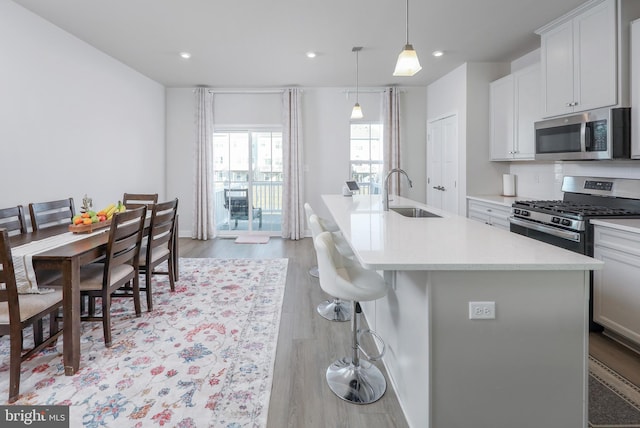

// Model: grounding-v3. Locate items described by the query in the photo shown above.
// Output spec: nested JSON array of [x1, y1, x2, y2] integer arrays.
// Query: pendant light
[[351, 46, 364, 119], [393, 0, 422, 77]]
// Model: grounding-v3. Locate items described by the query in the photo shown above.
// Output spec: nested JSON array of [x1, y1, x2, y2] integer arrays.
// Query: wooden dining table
[[10, 217, 179, 376]]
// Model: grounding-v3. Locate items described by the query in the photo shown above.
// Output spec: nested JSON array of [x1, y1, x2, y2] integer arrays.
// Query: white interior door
[[427, 114, 458, 214]]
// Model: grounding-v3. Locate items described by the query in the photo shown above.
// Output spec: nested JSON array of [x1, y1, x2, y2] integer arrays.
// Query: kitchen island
[[322, 194, 603, 428]]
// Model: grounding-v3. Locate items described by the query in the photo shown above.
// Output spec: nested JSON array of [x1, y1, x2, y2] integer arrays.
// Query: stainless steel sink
[[390, 206, 441, 218]]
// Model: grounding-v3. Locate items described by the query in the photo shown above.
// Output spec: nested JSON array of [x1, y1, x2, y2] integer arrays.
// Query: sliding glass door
[[213, 129, 283, 235]]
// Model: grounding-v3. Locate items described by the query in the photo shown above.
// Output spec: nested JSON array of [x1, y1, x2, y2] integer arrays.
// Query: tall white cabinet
[[536, 0, 640, 119], [537, 0, 617, 118], [490, 63, 540, 161]]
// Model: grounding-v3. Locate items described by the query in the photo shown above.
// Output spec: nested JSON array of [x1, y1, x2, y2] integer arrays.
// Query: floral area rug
[[0, 258, 288, 428]]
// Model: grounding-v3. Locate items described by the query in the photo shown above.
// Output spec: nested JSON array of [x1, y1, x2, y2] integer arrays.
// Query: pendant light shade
[[351, 102, 363, 119], [393, 0, 422, 76], [351, 46, 363, 119], [393, 44, 422, 76]]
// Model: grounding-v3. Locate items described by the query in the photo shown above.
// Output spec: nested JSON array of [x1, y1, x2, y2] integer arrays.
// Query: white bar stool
[[306, 206, 354, 322], [314, 230, 388, 404], [304, 202, 341, 278]]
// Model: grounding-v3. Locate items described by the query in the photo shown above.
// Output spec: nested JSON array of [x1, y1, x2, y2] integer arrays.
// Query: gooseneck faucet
[[383, 168, 413, 210]]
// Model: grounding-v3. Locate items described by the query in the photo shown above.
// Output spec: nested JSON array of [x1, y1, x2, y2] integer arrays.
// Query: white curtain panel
[[281, 88, 305, 240], [192, 88, 216, 240], [383, 87, 402, 195]]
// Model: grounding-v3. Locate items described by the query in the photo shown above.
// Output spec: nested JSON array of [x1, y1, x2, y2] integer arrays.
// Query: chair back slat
[[0, 206, 28, 236], [122, 193, 158, 210], [29, 198, 75, 231], [147, 199, 178, 253], [103, 207, 146, 284]]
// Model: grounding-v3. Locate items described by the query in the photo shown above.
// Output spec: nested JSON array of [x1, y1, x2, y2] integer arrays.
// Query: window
[[350, 123, 383, 194], [213, 129, 283, 233]]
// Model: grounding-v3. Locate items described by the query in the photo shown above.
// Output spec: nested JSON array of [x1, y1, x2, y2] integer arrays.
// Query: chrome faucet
[[383, 168, 413, 210]]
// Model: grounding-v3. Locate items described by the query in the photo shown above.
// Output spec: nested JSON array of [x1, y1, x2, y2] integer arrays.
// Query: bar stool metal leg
[[317, 297, 352, 322], [325, 301, 386, 404]]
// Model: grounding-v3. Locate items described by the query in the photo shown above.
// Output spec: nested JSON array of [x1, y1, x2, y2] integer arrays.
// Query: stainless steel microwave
[[534, 107, 631, 161]]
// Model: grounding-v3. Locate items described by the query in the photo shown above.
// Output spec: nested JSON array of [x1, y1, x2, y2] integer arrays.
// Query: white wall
[[0, 1, 165, 213], [166, 87, 427, 237], [510, 160, 640, 199]]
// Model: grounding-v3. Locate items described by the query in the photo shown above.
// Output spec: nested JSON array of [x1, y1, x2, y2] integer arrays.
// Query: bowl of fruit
[[68, 202, 126, 233]]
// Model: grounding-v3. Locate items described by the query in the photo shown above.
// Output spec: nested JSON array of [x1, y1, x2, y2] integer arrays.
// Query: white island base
[[362, 269, 588, 428]]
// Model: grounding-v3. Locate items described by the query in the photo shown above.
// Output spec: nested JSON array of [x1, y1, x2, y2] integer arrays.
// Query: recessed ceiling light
[[306, 51, 317, 58], [179, 52, 192, 59], [432, 50, 444, 57]]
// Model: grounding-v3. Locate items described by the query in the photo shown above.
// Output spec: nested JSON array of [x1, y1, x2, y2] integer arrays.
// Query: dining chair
[[136, 198, 179, 311], [28, 198, 75, 231], [122, 193, 158, 210], [0, 205, 28, 236], [0, 228, 64, 403], [79, 206, 146, 347]]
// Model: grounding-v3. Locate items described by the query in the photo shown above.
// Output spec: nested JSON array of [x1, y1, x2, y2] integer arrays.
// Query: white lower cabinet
[[593, 223, 640, 345], [467, 198, 511, 230]]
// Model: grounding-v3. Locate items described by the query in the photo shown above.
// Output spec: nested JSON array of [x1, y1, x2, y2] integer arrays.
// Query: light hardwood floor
[[590, 331, 640, 388], [179, 236, 640, 427], [178, 237, 410, 428]]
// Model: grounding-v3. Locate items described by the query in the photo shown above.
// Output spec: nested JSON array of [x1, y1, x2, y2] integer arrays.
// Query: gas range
[[512, 200, 640, 233], [510, 176, 640, 252]]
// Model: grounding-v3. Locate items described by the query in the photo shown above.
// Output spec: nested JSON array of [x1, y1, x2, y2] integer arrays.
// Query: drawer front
[[594, 226, 640, 257], [468, 199, 511, 229]]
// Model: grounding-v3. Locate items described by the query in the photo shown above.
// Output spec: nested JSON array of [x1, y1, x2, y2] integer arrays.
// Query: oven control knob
[[513, 209, 520, 215], [521, 210, 530, 217], [561, 219, 571, 226], [552, 217, 560, 224]]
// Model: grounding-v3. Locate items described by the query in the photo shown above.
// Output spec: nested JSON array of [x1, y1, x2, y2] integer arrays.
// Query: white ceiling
[[13, 0, 587, 88]]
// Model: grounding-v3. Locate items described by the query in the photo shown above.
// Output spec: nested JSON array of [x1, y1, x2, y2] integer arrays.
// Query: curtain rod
[[204, 89, 290, 94]]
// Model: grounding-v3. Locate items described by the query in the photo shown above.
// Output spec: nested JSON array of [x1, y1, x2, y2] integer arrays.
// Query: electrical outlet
[[469, 301, 496, 320]]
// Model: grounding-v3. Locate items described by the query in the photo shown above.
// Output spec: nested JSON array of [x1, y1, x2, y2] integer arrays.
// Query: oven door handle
[[509, 217, 581, 242]]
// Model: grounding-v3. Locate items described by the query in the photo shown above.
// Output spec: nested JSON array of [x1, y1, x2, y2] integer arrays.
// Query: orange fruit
[[83, 218, 92, 225], [74, 217, 83, 225]]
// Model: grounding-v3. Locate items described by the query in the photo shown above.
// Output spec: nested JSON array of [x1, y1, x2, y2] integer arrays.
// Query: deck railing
[[214, 182, 283, 230]]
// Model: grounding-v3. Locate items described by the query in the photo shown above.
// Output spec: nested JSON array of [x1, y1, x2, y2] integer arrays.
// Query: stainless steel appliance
[[534, 107, 631, 161], [510, 176, 640, 330]]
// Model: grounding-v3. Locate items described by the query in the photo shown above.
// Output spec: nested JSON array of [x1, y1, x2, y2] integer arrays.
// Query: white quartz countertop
[[322, 194, 603, 271], [591, 218, 640, 234]]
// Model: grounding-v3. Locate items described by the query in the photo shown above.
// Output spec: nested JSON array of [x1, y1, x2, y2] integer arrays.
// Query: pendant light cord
[[356, 49, 359, 103], [405, 0, 409, 44]]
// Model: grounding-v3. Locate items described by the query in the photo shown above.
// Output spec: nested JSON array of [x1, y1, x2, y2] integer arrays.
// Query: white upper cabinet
[[538, 0, 617, 118], [490, 63, 540, 161]]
